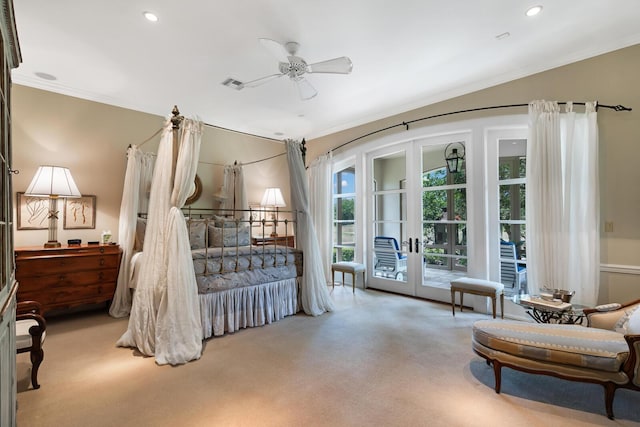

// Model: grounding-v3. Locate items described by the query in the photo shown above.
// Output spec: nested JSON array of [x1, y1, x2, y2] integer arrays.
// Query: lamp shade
[[25, 166, 81, 197], [260, 187, 286, 207]]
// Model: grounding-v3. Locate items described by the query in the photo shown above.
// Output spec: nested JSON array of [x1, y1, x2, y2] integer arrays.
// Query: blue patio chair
[[374, 236, 407, 280], [500, 240, 527, 293]]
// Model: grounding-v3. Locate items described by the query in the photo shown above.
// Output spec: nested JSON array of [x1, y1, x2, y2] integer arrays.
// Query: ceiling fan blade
[[307, 56, 353, 74], [294, 77, 317, 100], [242, 73, 285, 88], [259, 38, 290, 63]]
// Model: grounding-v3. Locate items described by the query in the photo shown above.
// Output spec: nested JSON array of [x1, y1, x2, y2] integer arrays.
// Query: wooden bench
[[450, 277, 504, 319], [331, 262, 366, 293]]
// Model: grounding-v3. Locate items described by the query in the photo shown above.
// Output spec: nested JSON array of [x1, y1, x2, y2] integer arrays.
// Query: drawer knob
[[99, 258, 105, 266], [99, 272, 104, 280]]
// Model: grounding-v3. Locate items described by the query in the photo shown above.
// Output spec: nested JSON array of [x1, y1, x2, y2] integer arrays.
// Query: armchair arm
[[16, 300, 46, 339], [17, 300, 43, 316]]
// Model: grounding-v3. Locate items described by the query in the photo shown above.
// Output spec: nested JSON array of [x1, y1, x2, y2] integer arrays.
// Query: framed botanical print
[[16, 192, 49, 230], [63, 195, 96, 229]]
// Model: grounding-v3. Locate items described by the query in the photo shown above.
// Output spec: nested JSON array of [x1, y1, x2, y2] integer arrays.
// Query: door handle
[[415, 238, 420, 253], [408, 238, 412, 253]]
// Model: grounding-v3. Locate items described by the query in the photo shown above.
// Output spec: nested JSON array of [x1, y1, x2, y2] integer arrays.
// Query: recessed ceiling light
[[495, 32, 510, 40], [34, 72, 56, 81], [143, 11, 159, 22], [274, 132, 284, 136], [525, 5, 543, 17]]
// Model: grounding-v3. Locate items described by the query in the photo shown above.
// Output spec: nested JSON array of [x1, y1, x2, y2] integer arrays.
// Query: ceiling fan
[[223, 38, 353, 100]]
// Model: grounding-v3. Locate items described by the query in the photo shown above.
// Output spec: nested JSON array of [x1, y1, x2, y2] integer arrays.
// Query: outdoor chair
[[373, 236, 407, 280]]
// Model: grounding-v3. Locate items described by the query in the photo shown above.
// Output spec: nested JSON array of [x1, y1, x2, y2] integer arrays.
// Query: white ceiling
[[11, 1, 640, 141]]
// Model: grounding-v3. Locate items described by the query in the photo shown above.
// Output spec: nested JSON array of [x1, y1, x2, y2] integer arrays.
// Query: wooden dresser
[[15, 244, 122, 315]]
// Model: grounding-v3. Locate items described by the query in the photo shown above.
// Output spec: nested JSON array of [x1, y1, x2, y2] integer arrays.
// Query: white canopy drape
[[220, 163, 247, 217], [526, 100, 599, 306], [117, 118, 204, 365], [308, 153, 333, 284], [110, 145, 154, 318], [286, 139, 335, 316]]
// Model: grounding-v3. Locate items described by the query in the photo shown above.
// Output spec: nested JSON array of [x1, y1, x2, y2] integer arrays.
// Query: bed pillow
[[213, 215, 238, 228], [208, 225, 251, 247], [186, 220, 208, 249]]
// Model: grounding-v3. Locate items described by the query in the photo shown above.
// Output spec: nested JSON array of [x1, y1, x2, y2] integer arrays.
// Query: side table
[[513, 294, 587, 325]]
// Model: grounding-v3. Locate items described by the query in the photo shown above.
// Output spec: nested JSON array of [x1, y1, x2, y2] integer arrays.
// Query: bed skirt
[[199, 278, 299, 339]]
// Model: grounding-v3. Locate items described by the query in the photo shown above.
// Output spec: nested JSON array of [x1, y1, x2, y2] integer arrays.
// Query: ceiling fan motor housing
[[279, 56, 308, 78]]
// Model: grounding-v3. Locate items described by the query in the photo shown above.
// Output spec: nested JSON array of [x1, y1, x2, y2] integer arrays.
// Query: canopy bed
[[112, 106, 333, 365]]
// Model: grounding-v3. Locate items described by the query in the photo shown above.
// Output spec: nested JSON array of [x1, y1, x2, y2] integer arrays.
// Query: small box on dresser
[[15, 244, 122, 315]]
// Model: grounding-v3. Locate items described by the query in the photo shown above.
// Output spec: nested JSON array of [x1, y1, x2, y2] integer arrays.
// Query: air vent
[[222, 78, 244, 90]]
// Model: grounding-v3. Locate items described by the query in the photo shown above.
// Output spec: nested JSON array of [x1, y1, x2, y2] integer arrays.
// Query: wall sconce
[[25, 166, 81, 248], [445, 142, 465, 174], [260, 187, 286, 237]]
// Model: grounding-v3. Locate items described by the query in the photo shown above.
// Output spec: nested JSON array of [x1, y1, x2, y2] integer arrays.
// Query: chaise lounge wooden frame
[[472, 299, 640, 419]]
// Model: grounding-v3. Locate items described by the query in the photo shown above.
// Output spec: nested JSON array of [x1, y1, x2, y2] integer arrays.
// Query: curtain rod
[[328, 101, 632, 155]]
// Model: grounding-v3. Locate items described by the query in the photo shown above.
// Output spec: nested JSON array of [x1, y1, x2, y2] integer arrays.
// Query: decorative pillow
[[186, 220, 208, 249], [614, 305, 640, 334], [625, 305, 640, 335], [213, 215, 238, 228], [208, 225, 250, 247], [595, 303, 622, 312]]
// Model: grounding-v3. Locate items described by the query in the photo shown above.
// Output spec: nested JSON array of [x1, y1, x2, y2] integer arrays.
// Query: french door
[[366, 133, 469, 303]]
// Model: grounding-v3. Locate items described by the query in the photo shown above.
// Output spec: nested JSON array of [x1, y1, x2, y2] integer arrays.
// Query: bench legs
[[331, 268, 366, 293], [451, 288, 504, 319]]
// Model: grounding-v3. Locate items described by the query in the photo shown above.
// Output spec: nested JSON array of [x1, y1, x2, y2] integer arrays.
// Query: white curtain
[[117, 117, 204, 365], [286, 139, 335, 316], [308, 153, 333, 284], [109, 145, 151, 318], [220, 163, 247, 217], [526, 100, 599, 306]]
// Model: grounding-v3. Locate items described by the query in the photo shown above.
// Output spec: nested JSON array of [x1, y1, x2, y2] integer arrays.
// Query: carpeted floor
[[16, 286, 640, 427]]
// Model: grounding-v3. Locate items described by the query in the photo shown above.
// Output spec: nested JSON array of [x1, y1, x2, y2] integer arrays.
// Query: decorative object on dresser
[[15, 244, 122, 315], [23, 165, 82, 247]]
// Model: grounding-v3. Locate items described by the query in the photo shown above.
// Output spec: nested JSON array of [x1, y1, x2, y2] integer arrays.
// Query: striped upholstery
[[473, 320, 629, 373]]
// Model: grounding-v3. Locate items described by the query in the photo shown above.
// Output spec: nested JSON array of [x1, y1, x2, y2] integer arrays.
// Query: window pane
[[499, 184, 526, 221]]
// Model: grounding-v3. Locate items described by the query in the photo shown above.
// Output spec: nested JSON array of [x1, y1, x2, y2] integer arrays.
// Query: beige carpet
[[17, 286, 640, 427]]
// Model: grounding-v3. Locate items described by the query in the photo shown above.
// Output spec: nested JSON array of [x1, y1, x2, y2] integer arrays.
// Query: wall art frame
[[16, 192, 49, 230], [63, 195, 96, 229]]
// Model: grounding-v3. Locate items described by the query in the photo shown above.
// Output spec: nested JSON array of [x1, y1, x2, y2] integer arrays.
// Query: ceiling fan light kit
[[222, 38, 353, 100]]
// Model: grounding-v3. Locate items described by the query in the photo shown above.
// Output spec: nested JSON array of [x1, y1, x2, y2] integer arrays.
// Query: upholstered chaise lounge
[[472, 299, 640, 419]]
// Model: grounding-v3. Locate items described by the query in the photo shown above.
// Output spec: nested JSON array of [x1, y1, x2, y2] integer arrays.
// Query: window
[[422, 161, 467, 272], [332, 167, 355, 262], [498, 139, 527, 294]]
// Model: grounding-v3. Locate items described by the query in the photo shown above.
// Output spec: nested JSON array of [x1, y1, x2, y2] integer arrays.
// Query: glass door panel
[[368, 147, 412, 293], [416, 139, 468, 302]]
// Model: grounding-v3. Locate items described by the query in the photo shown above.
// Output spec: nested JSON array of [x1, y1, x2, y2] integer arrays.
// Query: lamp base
[[44, 241, 61, 248], [270, 232, 279, 237]]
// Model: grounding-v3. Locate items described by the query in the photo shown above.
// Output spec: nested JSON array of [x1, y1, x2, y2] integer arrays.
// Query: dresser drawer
[[16, 254, 120, 277], [17, 268, 119, 292], [18, 283, 116, 309]]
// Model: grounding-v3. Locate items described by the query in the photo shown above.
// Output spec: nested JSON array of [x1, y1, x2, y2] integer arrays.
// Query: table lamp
[[260, 187, 286, 237], [25, 165, 81, 248]]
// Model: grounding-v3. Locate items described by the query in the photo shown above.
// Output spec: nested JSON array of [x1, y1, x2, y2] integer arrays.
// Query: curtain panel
[[526, 100, 599, 306]]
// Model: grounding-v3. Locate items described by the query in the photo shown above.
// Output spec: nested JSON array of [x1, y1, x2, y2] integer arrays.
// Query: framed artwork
[[16, 192, 50, 230], [63, 195, 96, 229]]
